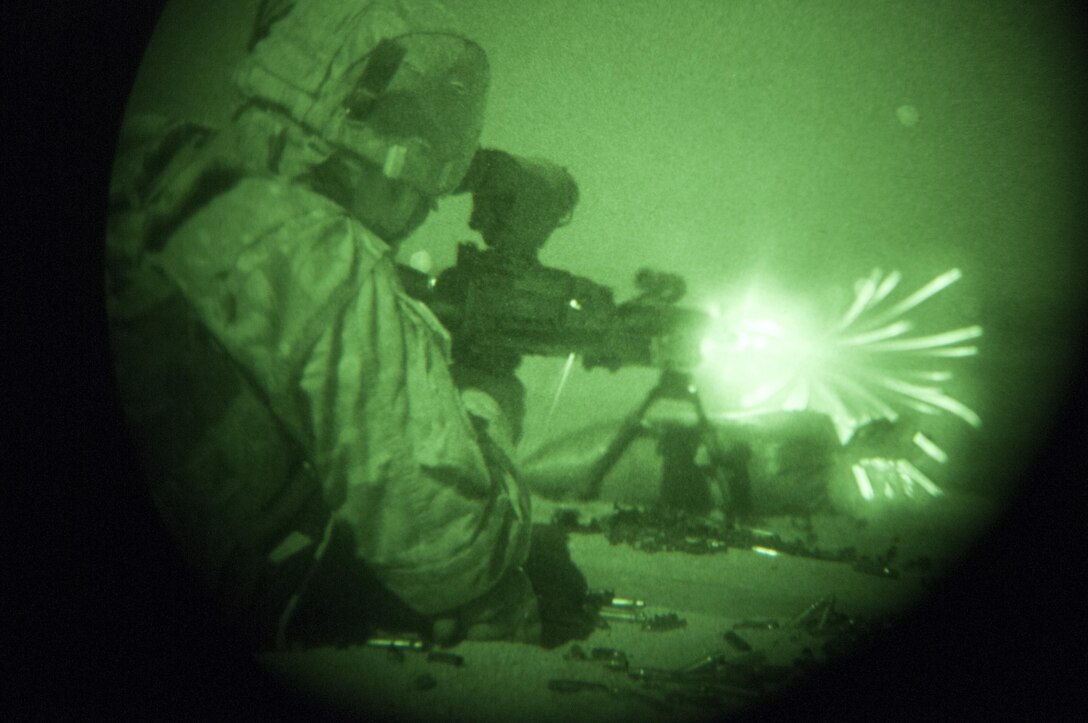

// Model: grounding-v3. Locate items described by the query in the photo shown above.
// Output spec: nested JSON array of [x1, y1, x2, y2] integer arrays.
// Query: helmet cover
[[234, 0, 488, 196]]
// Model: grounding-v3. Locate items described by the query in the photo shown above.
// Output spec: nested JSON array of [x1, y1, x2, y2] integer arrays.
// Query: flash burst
[[702, 268, 983, 445]]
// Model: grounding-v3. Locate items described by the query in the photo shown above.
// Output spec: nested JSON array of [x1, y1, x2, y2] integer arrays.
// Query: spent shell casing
[[608, 597, 646, 609], [679, 654, 727, 674], [599, 607, 645, 622], [366, 636, 426, 651]]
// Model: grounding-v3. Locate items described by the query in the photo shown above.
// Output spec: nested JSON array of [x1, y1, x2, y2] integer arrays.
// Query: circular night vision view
[[105, 1, 1086, 721]]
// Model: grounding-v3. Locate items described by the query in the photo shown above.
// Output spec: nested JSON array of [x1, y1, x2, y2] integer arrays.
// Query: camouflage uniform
[[106, 0, 533, 645]]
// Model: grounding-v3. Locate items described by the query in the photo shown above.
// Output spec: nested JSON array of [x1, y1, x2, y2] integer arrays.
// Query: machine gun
[[397, 245, 753, 519], [398, 243, 707, 374]]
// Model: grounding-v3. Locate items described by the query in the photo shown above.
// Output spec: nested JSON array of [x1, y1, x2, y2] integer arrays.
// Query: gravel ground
[[258, 492, 1001, 723]]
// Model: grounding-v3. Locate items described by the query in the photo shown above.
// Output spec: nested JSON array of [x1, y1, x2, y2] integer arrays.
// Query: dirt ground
[[257, 493, 1001, 723]]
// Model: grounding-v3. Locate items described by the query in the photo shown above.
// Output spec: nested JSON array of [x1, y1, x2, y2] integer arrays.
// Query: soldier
[[106, 0, 540, 649]]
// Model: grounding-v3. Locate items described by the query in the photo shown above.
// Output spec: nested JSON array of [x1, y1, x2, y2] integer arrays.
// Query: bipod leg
[[582, 383, 661, 501]]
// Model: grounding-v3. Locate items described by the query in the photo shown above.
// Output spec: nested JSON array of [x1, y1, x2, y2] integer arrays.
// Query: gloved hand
[[431, 567, 542, 646]]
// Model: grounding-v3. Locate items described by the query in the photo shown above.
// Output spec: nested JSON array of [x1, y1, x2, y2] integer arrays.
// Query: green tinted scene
[[108, 1, 1085, 721]]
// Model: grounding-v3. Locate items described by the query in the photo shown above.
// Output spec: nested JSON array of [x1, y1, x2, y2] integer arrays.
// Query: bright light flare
[[912, 431, 949, 464], [851, 456, 944, 505], [852, 463, 876, 500], [696, 281, 830, 414], [697, 268, 982, 443]]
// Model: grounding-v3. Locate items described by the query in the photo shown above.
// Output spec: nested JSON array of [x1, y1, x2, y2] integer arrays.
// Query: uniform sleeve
[[158, 177, 531, 615]]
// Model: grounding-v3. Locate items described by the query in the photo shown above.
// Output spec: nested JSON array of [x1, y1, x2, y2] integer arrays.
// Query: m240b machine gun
[[397, 245, 753, 518], [398, 243, 708, 375]]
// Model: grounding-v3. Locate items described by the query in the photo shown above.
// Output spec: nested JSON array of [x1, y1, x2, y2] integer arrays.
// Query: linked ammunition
[[642, 613, 686, 631], [590, 647, 629, 671]]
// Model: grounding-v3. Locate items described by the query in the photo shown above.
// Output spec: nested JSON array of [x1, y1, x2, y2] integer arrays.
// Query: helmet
[[233, 0, 489, 197]]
